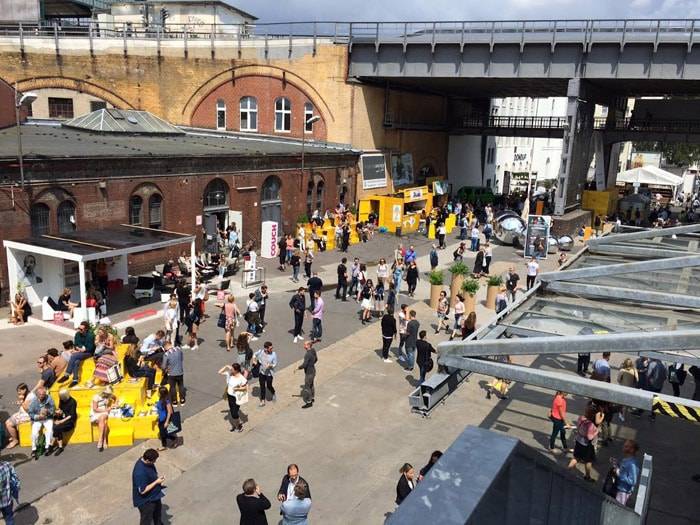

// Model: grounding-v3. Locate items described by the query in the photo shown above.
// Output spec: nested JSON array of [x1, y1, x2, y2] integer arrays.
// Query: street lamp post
[[14, 89, 37, 189], [301, 115, 322, 185]]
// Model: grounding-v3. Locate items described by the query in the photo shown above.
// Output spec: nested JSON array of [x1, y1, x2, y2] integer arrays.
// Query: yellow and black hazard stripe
[[652, 396, 700, 422]]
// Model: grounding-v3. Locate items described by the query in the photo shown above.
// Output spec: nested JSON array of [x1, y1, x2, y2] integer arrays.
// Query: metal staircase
[[388, 426, 646, 525]]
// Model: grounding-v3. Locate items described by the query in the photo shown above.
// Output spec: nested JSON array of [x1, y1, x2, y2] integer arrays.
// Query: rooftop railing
[[0, 19, 698, 47]]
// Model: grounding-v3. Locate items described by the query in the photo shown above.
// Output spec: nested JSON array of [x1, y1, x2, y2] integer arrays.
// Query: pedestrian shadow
[[14, 503, 39, 525], [161, 502, 174, 524], [405, 374, 420, 388]]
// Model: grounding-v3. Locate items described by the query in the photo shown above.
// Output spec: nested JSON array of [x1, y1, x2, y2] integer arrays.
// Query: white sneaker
[[251, 336, 259, 341], [383, 358, 392, 363], [293, 336, 298, 343], [181, 344, 191, 350], [191, 345, 199, 351]]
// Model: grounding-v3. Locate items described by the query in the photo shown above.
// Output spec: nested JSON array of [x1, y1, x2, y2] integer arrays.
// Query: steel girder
[[588, 244, 694, 258], [438, 355, 700, 412], [544, 281, 700, 308], [437, 329, 700, 356], [589, 223, 700, 245], [538, 255, 700, 283]]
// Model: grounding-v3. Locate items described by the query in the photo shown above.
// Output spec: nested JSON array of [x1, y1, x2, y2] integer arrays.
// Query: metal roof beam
[[539, 255, 700, 282], [545, 281, 700, 309], [590, 224, 700, 245], [639, 351, 700, 368], [438, 356, 700, 412], [438, 329, 700, 356], [588, 243, 694, 258]]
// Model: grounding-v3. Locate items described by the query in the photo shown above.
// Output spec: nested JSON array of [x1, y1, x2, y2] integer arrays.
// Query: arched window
[[216, 99, 226, 130], [315, 180, 324, 212], [149, 194, 162, 228], [30, 203, 50, 236], [306, 181, 314, 217], [240, 96, 258, 132], [261, 175, 282, 202], [274, 97, 291, 132], [129, 196, 143, 226], [57, 200, 76, 233], [304, 102, 314, 133], [203, 178, 229, 209]]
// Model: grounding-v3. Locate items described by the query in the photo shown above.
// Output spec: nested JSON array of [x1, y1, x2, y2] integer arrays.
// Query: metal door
[[261, 202, 281, 231], [204, 213, 219, 254]]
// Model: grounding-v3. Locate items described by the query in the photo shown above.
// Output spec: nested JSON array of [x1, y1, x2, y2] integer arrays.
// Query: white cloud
[[234, 0, 700, 22]]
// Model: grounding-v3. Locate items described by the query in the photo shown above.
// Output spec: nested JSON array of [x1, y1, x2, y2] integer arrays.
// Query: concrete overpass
[[348, 19, 700, 214]]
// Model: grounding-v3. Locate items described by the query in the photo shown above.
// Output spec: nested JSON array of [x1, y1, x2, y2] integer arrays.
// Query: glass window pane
[[30, 204, 50, 236], [57, 201, 76, 233]]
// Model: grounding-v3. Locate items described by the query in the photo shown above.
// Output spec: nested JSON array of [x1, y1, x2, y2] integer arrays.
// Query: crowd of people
[[5, 192, 699, 525]]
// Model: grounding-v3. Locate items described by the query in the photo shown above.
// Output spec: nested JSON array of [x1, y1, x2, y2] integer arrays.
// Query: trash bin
[[395, 227, 402, 237]]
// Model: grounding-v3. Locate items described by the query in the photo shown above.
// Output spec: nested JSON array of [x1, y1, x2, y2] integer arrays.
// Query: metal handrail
[[594, 116, 700, 132], [0, 19, 699, 44]]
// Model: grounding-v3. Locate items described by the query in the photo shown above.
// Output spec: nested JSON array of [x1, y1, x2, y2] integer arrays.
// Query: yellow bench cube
[[18, 421, 32, 447], [66, 417, 93, 444], [108, 427, 134, 447], [133, 414, 159, 440]]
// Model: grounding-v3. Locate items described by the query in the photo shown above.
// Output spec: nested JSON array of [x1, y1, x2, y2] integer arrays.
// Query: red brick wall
[[190, 75, 328, 140], [0, 79, 17, 129], [0, 156, 357, 298]]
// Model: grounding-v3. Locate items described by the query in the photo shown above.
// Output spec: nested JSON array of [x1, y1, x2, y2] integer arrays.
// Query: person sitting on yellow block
[[91, 386, 116, 452]]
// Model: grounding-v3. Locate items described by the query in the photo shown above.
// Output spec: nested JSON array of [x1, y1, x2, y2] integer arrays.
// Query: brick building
[[0, 109, 359, 299]]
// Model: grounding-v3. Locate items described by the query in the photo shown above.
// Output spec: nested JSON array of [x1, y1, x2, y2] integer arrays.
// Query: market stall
[[358, 186, 433, 233]]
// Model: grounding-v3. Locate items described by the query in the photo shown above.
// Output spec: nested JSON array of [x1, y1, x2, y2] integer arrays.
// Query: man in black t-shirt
[[335, 257, 348, 301], [416, 330, 436, 383], [307, 272, 323, 310], [505, 266, 520, 302]]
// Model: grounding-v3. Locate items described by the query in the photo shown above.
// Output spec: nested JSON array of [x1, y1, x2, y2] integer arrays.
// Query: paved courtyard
[[1, 229, 697, 524]]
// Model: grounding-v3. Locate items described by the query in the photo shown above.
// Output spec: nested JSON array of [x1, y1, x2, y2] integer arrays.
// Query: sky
[[235, 0, 700, 23]]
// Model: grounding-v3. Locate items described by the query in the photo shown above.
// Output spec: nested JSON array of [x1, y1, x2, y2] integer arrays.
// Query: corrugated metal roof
[[0, 122, 359, 159], [63, 109, 185, 135]]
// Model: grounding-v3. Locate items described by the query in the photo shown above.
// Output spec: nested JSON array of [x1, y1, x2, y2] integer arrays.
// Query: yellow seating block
[[114, 378, 147, 407], [445, 214, 456, 233], [108, 427, 134, 447], [116, 344, 130, 361], [66, 417, 93, 444], [77, 358, 96, 381], [133, 414, 160, 440], [428, 223, 436, 239], [324, 230, 335, 250], [18, 421, 32, 447]]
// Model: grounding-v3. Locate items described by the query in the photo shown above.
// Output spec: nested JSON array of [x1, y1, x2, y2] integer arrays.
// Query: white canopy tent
[[4, 225, 196, 324], [616, 165, 683, 188]]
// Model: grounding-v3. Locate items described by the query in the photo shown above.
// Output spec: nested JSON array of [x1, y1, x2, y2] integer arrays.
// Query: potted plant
[[486, 275, 503, 309], [461, 278, 480, 314], [449, 261, 470, 307], [428, 270, 444, 309]]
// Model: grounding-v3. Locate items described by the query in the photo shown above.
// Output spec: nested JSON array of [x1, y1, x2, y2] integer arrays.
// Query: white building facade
[[486, 96, 567, 195]]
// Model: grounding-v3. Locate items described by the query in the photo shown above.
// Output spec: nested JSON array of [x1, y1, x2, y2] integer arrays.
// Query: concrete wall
[[0, 0, 40, 23], [448, 135, 483, 190]]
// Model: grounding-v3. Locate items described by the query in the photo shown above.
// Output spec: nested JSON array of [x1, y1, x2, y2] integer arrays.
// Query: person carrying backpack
[[644, 358, 667, 420]]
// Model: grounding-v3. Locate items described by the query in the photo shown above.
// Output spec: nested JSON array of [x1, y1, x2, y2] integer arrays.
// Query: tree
[[633, 141, 700, 167]]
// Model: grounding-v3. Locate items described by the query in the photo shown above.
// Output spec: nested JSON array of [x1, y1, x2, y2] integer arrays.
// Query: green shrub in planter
[[429, 270, 444, 286], [487, 275, 504, 287], [461, 278, 481, 296], [296, 214, 310, 225], [449, 261, 470, 276]]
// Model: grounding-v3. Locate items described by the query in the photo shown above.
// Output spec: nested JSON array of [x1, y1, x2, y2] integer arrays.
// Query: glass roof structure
[[63, 109, 184, 135], [438, 223, 700, 387]]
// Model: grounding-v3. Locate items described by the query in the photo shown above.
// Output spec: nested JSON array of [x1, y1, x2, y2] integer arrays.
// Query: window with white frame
[[275, 97, 291, 132], [216, 99, 226, 130], [239, 96, 258, 131], [304, 102, 314, 133]]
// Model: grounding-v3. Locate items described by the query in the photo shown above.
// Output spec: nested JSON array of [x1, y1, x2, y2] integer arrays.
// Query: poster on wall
[[432, 180, 449, 195], [391, 153, 414, 187], [524, 215, 551, 259], [361, 154, 387, 189], [18, 251, 43, 286]]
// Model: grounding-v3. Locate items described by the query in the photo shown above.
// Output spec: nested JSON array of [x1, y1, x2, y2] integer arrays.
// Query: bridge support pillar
[[554, 79, 596, 216]]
